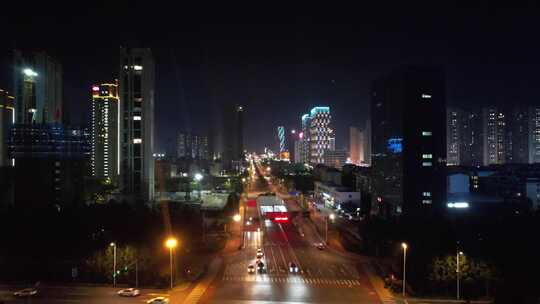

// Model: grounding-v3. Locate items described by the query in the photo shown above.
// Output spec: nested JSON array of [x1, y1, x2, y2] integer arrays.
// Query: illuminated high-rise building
[[235, 105, 244, 160], [119, 48, 155, 202], [508, 106, 529, 164], [364, 119, 372, 166], [482, 107, 506, 165], [529, 107, 540, 163], [446, 107, 463, 166], [309, 107, 332, 164], [300, 114, 311, 163], [0, 89, 15, 167], [297, 107, 333, 164], [277, 126, 286, 154], [371, 66, 446, 217], [91, 82, 119, 181], [177, 132, 209, 160], [13, 50, 62, 124], [446, 107, 482, 166], [294, 139, 303, 163], [302, 107, 332, 164], [349, 126, 364, 165]]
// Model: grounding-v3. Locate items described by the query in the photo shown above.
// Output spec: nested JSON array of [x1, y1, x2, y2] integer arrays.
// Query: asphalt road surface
[[202, 160, 381, 303], [0, 285, 168, 304]]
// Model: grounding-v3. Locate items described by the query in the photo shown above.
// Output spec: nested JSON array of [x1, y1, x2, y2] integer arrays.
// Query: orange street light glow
[[165, 237, 178, 249]]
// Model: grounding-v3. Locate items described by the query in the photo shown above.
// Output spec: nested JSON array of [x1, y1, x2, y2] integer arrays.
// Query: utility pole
[[457, 251, 463, 300], [135, 259, 138, 288]]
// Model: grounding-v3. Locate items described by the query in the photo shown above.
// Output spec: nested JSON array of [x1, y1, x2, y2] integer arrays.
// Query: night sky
[[2, 3, 539, 153]]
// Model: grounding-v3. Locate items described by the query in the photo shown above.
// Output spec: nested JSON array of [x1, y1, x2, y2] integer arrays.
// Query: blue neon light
[[387, 138, 403, 153], [310, 106, 330, 116]]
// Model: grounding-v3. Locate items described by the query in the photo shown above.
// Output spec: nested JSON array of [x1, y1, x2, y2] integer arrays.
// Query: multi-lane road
[[201, 160, 383, 303]]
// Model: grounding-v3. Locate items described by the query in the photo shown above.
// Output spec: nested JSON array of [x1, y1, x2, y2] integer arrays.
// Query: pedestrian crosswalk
[[222, 274, 361, 287]]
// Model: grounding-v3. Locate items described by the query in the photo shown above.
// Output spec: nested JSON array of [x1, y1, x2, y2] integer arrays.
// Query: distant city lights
[[447, 202, 469, 209]]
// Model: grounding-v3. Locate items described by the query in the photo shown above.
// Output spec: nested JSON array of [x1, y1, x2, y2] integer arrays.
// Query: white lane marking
[[276, 244, 288, 272], [268, 244, 279, 273]]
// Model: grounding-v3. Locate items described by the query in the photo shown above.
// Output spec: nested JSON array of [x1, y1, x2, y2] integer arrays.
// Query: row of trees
[[361, 212, 540, 302], [429, 254, 497, 298]]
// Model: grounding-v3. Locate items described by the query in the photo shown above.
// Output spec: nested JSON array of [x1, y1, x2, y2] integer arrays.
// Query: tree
[[85, 245, 142, 282], [429, 254, 497, 297]]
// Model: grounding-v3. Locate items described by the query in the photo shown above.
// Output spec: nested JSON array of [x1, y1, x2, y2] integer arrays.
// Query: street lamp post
[[135, 259, 138, 288], [110, 242, 117, 287], [165, 238, 178, 290], [194, 173, 203, 199], [325, 216, 328, 244], [325, 213, 335, 245], [457, 251, 463, 300], [402, 242, 408, 297]]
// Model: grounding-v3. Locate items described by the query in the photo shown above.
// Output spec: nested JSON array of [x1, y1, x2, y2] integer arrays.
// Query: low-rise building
[[314, 181, 360, 209], [323, 149, 348, 169], [9, 123, 90, 207], [313, 165, 342, 185]]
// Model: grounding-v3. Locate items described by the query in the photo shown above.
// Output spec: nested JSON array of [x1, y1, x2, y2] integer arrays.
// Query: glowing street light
[[233, 214, 241, 222], [401, 242, 408, 297], [329, 213, 336, 221], [266, 167, 271, 172], [457, 251, 464, 300], [110, 242, 117, 287], [23, 68, 38, 77], [194, 173, 203, 199], [165, 237, 178, 289]]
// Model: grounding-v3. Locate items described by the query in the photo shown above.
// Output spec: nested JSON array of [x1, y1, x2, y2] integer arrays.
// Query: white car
[[147, 297, 168, 304], [247, 264, 255, 274], [117, 288, 140, 297], [256, 248, 263, 258], [13, 288, 38, 297], [289, 262, 299, 273]]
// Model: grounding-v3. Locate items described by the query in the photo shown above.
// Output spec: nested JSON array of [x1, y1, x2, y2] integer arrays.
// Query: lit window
[[133, 65, 143, 70], [422, 200, 432, 204], [422, 162, 432, 167], [422, 154, 433, 159], [423, 192, 431, 197], [421, 94, 432, 99], [133, 116, 141, 120], [422, 131, 432, 136], [133, 138, 142, 144]]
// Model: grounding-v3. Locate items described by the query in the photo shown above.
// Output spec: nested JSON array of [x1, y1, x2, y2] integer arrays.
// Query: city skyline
[[2, 4, 540, 303], [2, 4, 540, 153]]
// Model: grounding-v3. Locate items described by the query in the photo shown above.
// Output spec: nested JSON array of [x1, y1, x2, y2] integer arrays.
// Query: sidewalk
[[221, 232, 242, 255], [404, 298, 491, 304], [180, 257, 222, 304], [362, 261, 399, 304]]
